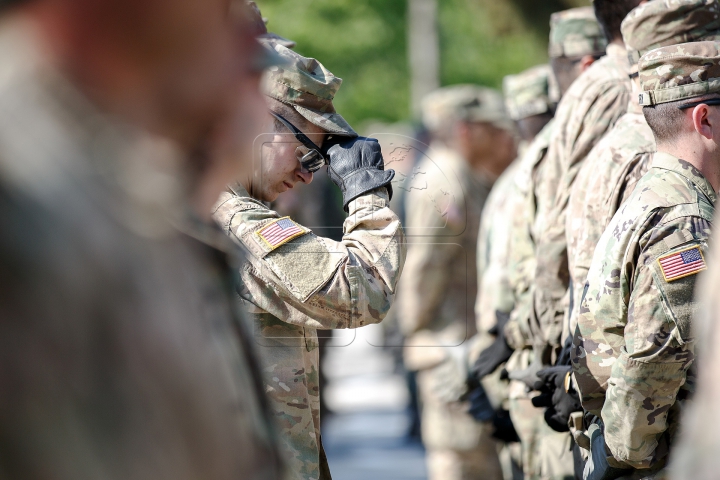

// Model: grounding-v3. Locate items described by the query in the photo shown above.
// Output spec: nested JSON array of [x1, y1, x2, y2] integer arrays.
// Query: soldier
[[530, 0, 641, 378], [0, 1, 283, 479], [573, 41, 720, 480], [399, 85, 516, 480], [212, 44, 405, 480], [549, 0, 720, 449], [467, 65, 556, 480], [471, 10, 605, 480]]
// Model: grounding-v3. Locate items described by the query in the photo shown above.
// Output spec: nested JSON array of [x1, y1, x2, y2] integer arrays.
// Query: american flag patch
[[658, 246, 707, 282], [256, 217, 306, 249]]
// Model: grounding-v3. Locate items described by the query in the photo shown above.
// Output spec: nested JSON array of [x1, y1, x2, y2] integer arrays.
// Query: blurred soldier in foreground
[[671, 205, 720, 480], [471, 10, 604, 480], [213, 45, 405, 480], [574, 41, 720, 480], [530, 0, 639, 382], [399, 85, 516, 480], [0, 0, 283, 479], [556, 0, 720, 458], [468, 64, 556, 480]]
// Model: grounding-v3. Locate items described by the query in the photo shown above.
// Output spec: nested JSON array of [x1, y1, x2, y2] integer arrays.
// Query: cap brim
[[295, 105, 358, 137], [260, 32, 297, 49]]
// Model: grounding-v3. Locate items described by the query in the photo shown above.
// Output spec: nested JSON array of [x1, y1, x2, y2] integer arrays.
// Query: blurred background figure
[[470, 9, 604, 480], [398, 85, 516, 480], [467, 63, 557, 480], [0, 0, 283, 478]]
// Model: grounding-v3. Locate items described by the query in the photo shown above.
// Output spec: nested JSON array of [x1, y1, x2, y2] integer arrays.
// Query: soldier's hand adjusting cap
[[324, 136, 394, 211]]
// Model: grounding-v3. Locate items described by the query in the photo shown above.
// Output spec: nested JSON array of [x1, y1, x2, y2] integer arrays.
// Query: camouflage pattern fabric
[[548, 7, 607, 58], [421, 85, 515, 133], [622, 0, 720, 66], [503, 65, 555, 122], [565, 103, 655, 341], [531, 44, 631, 353], [504, 120, 555, 352], [572, 152, 714, 472], [638, 41, 720, 106], [398, 145, 503, 480], [263, 45, 357, 136], [213, 184, 406, 480], [0, 22, 282, 480]]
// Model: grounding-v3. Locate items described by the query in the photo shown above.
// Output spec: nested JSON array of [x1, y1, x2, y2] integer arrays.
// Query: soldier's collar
[[652, 152, 717, 204]]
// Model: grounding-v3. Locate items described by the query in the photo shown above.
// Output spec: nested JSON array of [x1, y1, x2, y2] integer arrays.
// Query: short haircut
[[642, 94, 720, 145], [593, 0, 643, 43]]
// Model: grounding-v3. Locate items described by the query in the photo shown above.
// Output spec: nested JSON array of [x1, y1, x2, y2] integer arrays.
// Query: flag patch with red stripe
[[657, 245, 707, 282], [256, 217, 306, 249]]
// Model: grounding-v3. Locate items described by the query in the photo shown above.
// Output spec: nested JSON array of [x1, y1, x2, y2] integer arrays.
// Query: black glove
[[323, 136, 394, 211], [531, 365, 582, 432], [467, 385, 520, 443], [471, 310, 513, 380]]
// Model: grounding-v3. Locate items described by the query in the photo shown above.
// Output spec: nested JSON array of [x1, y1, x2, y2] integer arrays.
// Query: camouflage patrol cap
[[421, 85, 514, 132], [638, 41, 720, 105], [503, 64, 554, 121], [247, 1, 296, 49], [549, 7, 607, 58], [262, 45, 357, 136], [622, 0, 720, 67]]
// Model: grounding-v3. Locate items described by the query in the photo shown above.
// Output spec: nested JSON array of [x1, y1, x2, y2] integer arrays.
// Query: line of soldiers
[[398, 1, 720, 480]]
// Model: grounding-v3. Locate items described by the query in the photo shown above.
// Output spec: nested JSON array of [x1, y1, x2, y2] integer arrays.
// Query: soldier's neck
[[659, 143, 720, 193]]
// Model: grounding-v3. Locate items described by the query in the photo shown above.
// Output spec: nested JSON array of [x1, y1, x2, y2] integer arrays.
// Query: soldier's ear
[[691, 104, 714, 141], [578, 55, 596, 73]]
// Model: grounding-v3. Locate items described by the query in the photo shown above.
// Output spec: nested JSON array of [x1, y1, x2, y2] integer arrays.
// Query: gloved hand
[[323, 136, 394, 211], [583, 424, 631, 480], [531, 365, 582, 432], [466, 385, 520, 443], [471, 310, 513, 380]]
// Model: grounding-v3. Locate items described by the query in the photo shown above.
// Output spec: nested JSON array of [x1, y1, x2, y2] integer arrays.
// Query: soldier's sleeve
[[213, 187, 406, 330], [601, 216, 709, 469], [533, 81, 629, 350]]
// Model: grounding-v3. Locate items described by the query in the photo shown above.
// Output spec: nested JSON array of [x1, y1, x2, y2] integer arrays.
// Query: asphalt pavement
[[321, 325, 428, 480]]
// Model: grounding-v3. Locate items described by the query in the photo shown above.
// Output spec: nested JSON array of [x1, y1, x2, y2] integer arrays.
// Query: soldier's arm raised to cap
[[600, 214, 708, 469], [213, 187, 406, 330]]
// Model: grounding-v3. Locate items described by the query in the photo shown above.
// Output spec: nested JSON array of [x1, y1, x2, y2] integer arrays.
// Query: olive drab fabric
[[213, 184, 405, 480], [572, 153, 714, 473], [503, 64, 555, 122]]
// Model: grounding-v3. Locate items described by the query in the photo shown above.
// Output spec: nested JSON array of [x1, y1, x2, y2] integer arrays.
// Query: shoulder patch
[[255, 217, 308, 251], [657, 245, 707, 282]]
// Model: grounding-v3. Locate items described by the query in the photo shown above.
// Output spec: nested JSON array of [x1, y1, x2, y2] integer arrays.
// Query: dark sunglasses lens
[[300, 150, 326, 173]]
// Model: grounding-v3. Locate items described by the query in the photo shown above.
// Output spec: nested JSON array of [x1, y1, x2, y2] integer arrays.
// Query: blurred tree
[[257, 0, 590, 125]]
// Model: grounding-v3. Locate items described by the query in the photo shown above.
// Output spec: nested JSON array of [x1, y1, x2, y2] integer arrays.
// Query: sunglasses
[[269, 111, 327, 173], [678, 98, 720, 110]]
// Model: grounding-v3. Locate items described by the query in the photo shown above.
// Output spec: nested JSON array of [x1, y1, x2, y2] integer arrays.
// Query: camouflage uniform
[[501, 11, 607, 480], [472, 65, 555, 480], [565, 0, 720, 342], [573, 42, 720, 478], [532, 9, 630, 356], [213, 46, 406, 480], [400, 85, 513, 480], [0, 20, 282, 480]]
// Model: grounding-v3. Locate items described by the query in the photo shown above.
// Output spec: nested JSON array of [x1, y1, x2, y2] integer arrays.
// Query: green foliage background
[[258, 0, 589, 126]]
